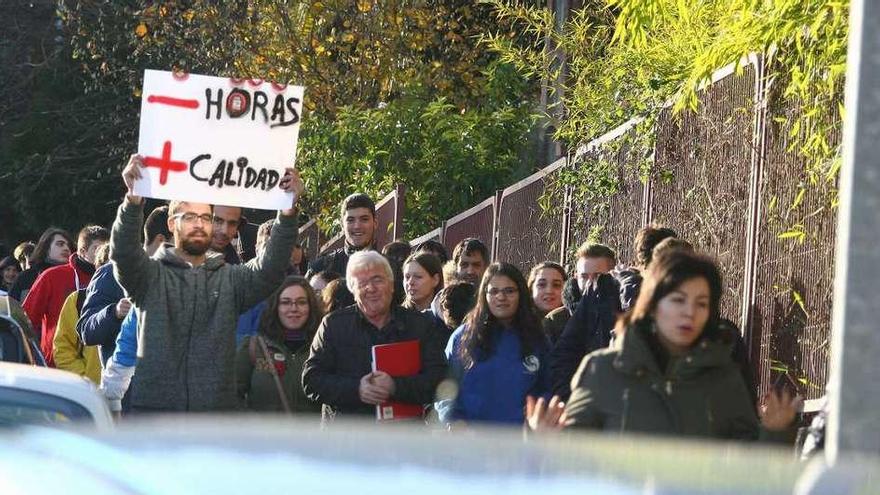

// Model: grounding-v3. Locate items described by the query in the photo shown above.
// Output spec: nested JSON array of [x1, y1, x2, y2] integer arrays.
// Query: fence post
[[741, 54, 768, 353], [559, 154, 573, 267], [490, 190, 503, 263]]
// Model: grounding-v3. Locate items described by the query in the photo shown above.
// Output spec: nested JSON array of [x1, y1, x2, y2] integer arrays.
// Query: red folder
[[371, 339, 423, 421]]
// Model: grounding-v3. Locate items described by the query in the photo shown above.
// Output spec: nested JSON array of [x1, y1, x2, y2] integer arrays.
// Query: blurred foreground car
[[0, 416, 861, 495], [0, 294, 45, 365], [0, 362, 112, 430]]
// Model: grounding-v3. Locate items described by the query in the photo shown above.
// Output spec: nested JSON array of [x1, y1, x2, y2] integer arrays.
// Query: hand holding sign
[[122, 154, 146, 205], [278, 167, 305, 216]]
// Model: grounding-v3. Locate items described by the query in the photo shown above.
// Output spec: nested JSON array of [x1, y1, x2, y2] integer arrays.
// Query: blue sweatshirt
[[115, 308, 138, 367], [440, 325, 552, 425], [236, 300, 267, 346]]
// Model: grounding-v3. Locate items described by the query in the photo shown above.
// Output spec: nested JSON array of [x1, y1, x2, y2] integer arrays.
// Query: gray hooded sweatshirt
[[110, 200, 298, 411]]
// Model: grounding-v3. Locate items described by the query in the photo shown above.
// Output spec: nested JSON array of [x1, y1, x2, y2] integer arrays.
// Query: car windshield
[[0, 387, 93, 428]]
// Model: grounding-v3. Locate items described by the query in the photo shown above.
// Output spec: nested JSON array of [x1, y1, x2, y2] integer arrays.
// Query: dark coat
[[77, 262, 125, 364], [9, 261, 55, 302], [541, 278, 581, 345], [616, 268, 643, 312], [550, 273, 621, 399], [302, 305, 447, 421], [235, 334, 320, 414], [565, 319, 761, 440], [305, 247, 353, 279]]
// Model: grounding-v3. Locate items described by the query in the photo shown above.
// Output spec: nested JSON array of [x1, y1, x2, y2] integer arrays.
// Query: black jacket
[[305, 246, 356, 279], [8, 261, 55, 301], [302, 305, 447, 421], [616, 268, 642, 312], [306, 245, 405, 305], [561, 277, 583, 314], [550, 273, 622, 399], [542, 278, 583, 344]]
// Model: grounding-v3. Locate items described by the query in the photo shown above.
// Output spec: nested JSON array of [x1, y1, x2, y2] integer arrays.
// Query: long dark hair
[[459, 262, 544, 368], [619, 250, 723, 343], [259, 276, 323, 344], [30, 228, 73, 267]]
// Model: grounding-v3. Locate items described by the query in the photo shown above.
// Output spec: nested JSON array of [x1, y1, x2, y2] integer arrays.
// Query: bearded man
[[109, 154, 304, 412]]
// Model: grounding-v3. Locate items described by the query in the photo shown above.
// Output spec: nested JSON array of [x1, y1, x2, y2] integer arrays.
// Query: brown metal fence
[[495, 158, 567, 272], [320, 232, 345, 255], [569, 120, 649, 267], [298, 219, 322, 264], [440, 194, 498, 258], [409, 227, 443, 248], [649, 63, 759, 334], [749, 87, 839, 401], [374, 184, 406, 250], [399, 57, 835, 402]]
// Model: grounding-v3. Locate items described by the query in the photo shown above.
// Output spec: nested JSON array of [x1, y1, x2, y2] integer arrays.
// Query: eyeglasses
[[172, 212, 214, 225], [279, 299, 309, 309], [487, 287, 518, 298]]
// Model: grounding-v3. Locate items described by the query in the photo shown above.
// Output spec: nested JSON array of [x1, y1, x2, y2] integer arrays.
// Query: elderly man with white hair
[[302, 251, 447, 422]]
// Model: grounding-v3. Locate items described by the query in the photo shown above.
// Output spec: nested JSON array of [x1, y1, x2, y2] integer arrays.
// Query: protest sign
[[135, 70, 304, 210]]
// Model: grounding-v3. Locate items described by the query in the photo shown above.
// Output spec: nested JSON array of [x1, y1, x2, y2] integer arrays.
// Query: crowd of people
[[0, 154, 806, 446]]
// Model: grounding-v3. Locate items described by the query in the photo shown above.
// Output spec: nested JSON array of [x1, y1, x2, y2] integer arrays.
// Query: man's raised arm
[[232, 167, 305, 310], [110, 155, 155, 305]]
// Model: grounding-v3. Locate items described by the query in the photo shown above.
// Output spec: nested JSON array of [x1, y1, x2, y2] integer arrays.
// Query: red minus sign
[[147, 95, 200, 109]]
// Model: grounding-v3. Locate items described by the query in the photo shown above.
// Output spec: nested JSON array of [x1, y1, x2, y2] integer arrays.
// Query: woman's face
[[404, 261, 440, 306], [531, 267, 564, 313], [486, 274, 519, 324], [2, 266, 19, 285], [652, 276, 711, 355], [47, 234, 71, 264], [277, 285, 310, 331]]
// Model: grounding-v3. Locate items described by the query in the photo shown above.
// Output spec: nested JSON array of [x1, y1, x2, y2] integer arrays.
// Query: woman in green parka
[[529, 250, 799, 440], [236, 276, 323, 414]]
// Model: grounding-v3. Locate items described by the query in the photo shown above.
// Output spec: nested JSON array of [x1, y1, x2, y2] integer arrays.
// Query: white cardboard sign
[[135, 70, 304, 210]]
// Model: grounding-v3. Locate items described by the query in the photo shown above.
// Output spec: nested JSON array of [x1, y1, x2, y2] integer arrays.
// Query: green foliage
[[60, 0, 523, 116], [298, 62, 538, 237], [483, 0, 847, 219], [1, 1, 538, 245], [484, 0, 846, 395]]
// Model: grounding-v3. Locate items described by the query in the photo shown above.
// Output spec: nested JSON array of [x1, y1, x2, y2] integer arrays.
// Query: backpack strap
[[255, 335, 292, 414]]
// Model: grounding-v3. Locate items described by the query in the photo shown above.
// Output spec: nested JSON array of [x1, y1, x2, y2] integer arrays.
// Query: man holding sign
[[111, 156, 304, 412], [106, 70, 309, 412]]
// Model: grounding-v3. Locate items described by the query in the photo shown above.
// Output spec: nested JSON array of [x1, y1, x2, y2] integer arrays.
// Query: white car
[[0, 362, 113, 430]]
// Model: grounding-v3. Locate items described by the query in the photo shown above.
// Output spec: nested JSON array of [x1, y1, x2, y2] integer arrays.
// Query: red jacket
[[22, 254, 95, 367]]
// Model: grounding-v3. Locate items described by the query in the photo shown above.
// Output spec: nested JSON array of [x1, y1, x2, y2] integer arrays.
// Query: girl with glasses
[[235, 276, 324, 413], [437, 262, 552, 427]]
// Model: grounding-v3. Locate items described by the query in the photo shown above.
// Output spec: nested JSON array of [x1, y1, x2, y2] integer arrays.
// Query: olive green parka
[[565, 319, 762, 440]]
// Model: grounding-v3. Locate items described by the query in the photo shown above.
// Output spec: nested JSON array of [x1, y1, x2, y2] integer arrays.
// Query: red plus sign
[[143, 141, 187, 185]]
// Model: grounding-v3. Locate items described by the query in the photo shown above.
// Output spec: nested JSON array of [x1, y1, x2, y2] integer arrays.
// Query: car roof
[[0, 362, 113, 429]]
